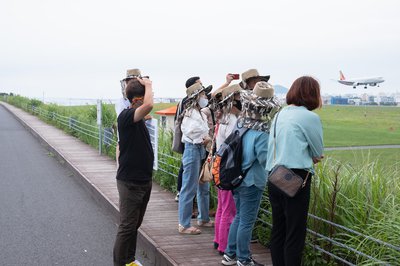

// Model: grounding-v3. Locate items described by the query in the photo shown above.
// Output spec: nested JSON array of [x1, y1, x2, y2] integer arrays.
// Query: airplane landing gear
[[364, 86, 367, 89]]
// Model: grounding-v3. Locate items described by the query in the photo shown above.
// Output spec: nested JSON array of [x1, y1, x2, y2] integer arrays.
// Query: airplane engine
[[370, 83, 377, 86]]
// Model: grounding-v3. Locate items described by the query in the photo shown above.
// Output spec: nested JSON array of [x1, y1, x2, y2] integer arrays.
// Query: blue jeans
[[178, 142, 210, 228], [225, 185, 263, 262]]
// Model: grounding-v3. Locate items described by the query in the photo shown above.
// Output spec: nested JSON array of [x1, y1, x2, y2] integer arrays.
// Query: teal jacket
[[241, 129, 269, 190], [265, 106, 324, 173]]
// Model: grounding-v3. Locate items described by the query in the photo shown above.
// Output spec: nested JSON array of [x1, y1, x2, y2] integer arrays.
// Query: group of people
[[112, 68, 324, 266]]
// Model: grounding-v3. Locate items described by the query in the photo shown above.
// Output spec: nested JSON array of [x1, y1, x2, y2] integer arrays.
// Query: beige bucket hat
[[221, 84, 242, 104], [253, 81, 274, 99], [124, 68, 141, 80], [186, 83, 206, 99], [238, 82, 281, 132], [241, 69, 270, 88]]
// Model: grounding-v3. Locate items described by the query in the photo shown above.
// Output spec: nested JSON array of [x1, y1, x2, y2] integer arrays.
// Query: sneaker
[[237, 258, 264, 266], [125, 260, 143, 266], [174, 192, 179, 202], [221, 254, 237, 265]]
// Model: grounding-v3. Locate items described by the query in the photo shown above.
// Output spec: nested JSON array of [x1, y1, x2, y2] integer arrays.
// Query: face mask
[[198, 97, 209, 108], [233, 100, 242, 111]]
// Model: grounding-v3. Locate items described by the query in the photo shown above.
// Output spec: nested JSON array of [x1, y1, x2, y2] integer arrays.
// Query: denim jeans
[[178, 142, 209, 228], [225, 185, 263, 263]]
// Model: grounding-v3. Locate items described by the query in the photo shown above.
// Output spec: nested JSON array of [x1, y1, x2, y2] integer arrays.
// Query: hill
[[273, 84, 288, 94]]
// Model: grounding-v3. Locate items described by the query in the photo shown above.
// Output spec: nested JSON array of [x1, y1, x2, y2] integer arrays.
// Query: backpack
[[212, 127, 249, 190], [172, 101, 184, 154]]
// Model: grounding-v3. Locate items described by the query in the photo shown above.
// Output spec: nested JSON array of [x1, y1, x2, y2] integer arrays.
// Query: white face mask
[[198, 97, 208, 108]]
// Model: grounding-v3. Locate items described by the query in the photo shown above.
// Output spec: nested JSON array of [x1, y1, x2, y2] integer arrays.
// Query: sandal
[[197, 220, 214, 227], [178, 224, 202, 235]]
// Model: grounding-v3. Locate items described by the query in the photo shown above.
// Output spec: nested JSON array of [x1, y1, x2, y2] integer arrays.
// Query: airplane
[[337, 71, 385, 89]]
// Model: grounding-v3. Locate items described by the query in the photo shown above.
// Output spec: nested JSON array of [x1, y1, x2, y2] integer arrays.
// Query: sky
[[1, 0, 400, 101]]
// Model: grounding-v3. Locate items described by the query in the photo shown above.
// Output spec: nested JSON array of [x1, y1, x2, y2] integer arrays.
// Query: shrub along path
[[0, 102, 272, 266]]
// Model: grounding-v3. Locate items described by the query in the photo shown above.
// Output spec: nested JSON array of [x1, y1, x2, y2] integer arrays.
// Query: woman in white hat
[[222, 82, 281, 266], [213, 84, 242, 255], [178, 83, 213, 234]]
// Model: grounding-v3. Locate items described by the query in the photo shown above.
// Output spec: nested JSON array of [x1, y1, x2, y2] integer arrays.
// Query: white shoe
[[174, 192, 179, 202]]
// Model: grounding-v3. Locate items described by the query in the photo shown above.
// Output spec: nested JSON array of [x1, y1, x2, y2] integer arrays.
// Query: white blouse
[[181, 108, 209, 144]]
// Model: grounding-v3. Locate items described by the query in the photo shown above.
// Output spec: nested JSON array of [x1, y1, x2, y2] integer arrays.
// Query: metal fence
[[15, 101, 158, 171], [155, 128, 399, 266], [3, 96, 398, 265]]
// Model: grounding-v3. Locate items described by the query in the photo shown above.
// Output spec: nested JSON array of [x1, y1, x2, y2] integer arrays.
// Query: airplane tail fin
[[339, 70, 346, 80]]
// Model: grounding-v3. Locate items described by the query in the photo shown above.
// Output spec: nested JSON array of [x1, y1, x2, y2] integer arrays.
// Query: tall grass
[[306, 157, 400, 265]]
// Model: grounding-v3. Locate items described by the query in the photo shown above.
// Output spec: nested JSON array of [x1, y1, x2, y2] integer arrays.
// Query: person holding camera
[[266, 76, 324, 266], [113, 77, 154, 266]]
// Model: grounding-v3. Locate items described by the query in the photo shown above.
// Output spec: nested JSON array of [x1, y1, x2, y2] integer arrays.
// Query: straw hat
[[186, 83, 206, 99], [221, 84, 242, 103], [238, 82, 281, 132], [124, 69, 141, 80], [241, 69, 270, 88], [253, 81, 274, 99]]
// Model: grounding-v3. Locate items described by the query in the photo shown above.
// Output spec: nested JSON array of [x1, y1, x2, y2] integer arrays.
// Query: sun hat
[[240, 69, 270, 88], [123, 69, 141, 81], [253, 81, 274, 99], [220, 84, 242, 104], [186, 83, 206, 99], [238, 82, 281, 132]]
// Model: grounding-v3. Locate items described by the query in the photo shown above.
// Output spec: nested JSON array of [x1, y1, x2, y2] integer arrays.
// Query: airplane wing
[[338, 80, 355, 86]]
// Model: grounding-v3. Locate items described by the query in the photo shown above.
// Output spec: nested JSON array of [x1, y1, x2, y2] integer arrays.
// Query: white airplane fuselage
[[337, 71, 385, 89]]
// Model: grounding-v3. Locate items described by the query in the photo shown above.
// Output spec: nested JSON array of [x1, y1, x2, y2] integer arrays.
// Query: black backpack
[[212, 127, 249, 190]]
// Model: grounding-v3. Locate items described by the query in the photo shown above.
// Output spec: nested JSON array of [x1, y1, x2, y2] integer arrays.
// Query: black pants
[[268, 169, 312, 266], [113, 180, 152, 266]]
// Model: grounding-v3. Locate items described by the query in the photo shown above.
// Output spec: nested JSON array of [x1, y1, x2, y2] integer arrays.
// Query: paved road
[[0, 105, 150, 265]]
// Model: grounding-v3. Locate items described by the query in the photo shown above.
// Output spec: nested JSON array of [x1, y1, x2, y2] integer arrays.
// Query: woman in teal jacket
[[222, 82, 280, 266], [266, 76, 324, 266]]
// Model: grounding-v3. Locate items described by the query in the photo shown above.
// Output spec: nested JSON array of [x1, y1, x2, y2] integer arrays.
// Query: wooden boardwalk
[[1, 102, 272, 266]]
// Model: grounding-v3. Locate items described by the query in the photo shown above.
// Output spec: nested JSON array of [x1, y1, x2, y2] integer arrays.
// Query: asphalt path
[[0, 105, 150, 265]]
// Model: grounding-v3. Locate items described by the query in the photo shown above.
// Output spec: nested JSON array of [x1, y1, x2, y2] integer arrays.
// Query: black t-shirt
[[116, 108, 154, 183]]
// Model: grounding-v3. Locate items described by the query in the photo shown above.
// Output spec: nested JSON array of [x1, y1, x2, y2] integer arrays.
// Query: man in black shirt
[[113, 77, 154, 266]]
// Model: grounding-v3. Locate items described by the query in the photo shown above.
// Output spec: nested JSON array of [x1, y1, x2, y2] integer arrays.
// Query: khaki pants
[[113, 180, 152, 266]]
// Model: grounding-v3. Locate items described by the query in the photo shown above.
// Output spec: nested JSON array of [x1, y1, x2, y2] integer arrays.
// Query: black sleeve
[[118, 108, 136, 128]]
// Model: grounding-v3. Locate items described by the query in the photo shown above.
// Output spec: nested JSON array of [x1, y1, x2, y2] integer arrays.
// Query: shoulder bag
[[268, 111, 310, 197]]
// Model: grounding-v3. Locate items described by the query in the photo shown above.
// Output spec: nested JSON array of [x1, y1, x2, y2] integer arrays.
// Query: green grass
[[316, 105, 400, 147], [325, 148, 400, 170]]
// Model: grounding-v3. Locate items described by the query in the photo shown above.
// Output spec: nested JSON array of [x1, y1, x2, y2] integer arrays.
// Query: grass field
[[316, 105, 400, 147], [325, 148, 400, 169]]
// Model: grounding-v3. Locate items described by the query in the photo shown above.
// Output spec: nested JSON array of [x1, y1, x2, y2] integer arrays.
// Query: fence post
[[97, 100, 102, 155]]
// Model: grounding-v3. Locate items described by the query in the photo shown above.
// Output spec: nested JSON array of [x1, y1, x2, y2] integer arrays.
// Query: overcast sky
[[1, 0, 399, 100]]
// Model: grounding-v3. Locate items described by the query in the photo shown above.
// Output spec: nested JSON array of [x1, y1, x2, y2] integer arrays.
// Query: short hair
[[286, 76, 322, 111], [126, 79, 145, 102], [185, 76, 200, 88]]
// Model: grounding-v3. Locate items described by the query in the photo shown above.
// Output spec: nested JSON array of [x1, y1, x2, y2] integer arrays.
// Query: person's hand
[[312, 155, 324, 164], [137, 77, 152, 87], [226, 74, 234, 84]]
